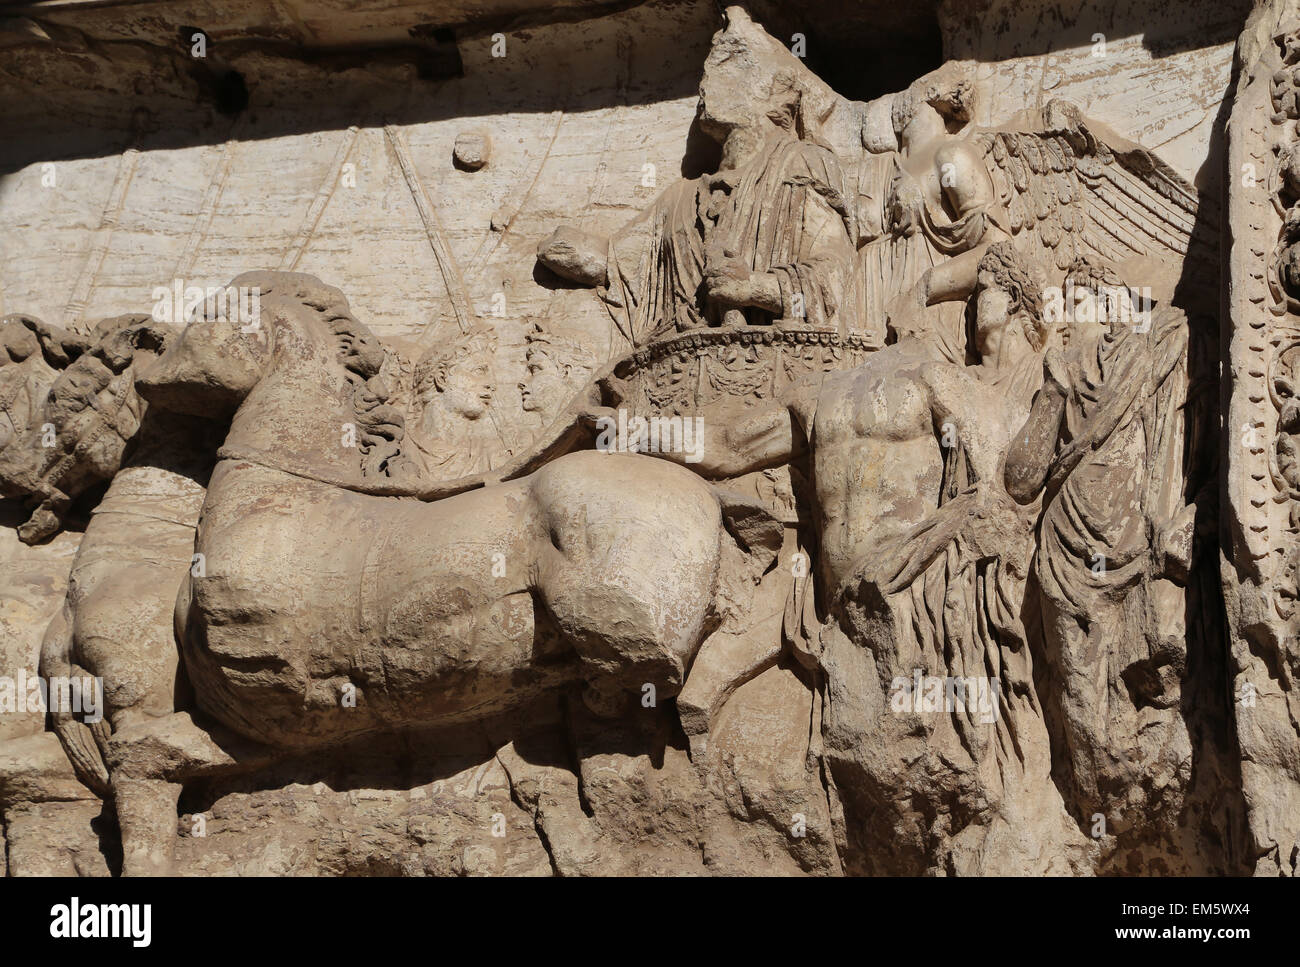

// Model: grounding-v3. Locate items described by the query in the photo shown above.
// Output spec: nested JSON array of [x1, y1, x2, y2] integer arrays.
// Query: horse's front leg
[[106, 710, 277, 876]]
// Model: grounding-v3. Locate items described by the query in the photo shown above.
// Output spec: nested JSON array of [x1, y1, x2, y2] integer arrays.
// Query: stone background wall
[[0, 0, 1275, 875]]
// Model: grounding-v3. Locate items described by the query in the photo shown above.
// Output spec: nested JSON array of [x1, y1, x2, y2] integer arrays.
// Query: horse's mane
[[316, 299, 406, 479], [238, 272, 407, 480]]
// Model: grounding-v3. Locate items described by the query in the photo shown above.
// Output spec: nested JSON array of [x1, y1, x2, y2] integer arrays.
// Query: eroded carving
[[0, 2, 1255, 878]]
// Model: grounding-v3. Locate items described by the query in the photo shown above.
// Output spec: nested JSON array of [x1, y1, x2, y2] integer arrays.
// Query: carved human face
[[974, 268, 1013, 355], [1070, 285, 1117, 342], [520, 346, 566, 413], [438, 355, 493, 421]]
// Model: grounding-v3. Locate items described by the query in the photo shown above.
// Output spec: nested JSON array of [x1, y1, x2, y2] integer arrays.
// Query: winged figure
[[869, 92, 1214, 357]]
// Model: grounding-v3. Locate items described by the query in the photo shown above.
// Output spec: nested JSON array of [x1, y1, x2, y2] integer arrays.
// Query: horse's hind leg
[[530, 453, 723, 715], [114, 776, 182, 876], [41, 603, 112, 796]]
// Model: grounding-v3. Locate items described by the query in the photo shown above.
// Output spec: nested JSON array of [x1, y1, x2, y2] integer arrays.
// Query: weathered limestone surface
[[941, 0, 1250, 182], [0, 0, 1290, 876]]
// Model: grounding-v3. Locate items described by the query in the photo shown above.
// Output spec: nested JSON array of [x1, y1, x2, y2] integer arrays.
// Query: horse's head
[[136, 273, 270, 419], [137, 272, 404, 480], [137, 271, 386, 417], [0, 314, 170, 543]]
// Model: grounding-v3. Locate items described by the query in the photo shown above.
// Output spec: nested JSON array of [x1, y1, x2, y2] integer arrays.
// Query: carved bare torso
[[794, 345, 943, 591], [788, 339, 1038, 596]]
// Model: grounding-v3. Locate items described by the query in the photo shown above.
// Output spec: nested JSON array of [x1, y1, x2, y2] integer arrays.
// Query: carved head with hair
[[521, 322, 590, 415], [890, 62, 975, 148], [1061, 256, 1145, 338], [974, 242, 1046, 355], [414, 325, 496, 422]]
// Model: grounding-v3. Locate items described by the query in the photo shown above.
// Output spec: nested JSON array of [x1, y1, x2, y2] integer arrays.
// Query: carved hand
[[704, 258, 781, 314], [536, 226, 609, 287]]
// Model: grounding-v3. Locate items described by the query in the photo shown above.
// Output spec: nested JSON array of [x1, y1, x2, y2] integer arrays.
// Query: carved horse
[[101, 271, 778, 872]]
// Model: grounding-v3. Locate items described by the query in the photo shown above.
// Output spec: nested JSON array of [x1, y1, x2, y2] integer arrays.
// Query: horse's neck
[[223, 353, 367, 488]]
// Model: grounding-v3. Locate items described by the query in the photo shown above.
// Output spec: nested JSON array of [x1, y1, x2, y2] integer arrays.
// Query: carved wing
[[976, 100, 1213, 286]]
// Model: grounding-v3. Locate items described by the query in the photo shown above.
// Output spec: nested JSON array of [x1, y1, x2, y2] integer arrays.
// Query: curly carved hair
[[1061, 256, 1144, 321], [976, 242, 1046, 351], [414, 327, 496, 399], [1063, 256, 1127, 293]]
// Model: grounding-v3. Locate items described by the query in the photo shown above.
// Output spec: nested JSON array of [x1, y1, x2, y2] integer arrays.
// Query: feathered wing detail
[[976, 100, 1212, 287]]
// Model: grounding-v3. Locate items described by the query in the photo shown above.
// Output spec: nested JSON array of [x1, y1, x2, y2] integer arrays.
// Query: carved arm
[[1004, 352, 1069, 504], [536, 226, 610, 287]]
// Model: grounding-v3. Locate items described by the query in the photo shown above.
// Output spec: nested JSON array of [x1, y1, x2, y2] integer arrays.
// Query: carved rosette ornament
[[1225, 0, 1300, 876]]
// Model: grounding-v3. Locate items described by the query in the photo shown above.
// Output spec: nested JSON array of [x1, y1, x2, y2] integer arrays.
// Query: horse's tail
[[39, 604, 111, 797]]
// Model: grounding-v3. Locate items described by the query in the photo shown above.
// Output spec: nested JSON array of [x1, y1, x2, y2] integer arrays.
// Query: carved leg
[[114, 776, 181, 876], [535, 531, 716, 716], [106, 711, 276, 875], [41, 603, 113, 796]]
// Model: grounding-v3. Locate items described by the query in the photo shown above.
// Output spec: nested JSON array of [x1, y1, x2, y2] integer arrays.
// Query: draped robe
[[1031, 306, 1192, 821], [600, 136, 860, 349], [1037, 307, 1189, 623]]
